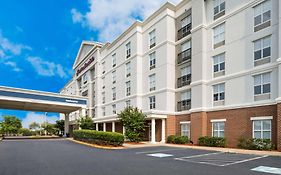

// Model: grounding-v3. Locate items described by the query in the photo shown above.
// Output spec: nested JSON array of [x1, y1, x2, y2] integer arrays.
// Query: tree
[[54, 120, 64, 135], [29, 122, 40, 131], [118, 107, 146, 142], [76, 116, 95, 130], [41, 122, 55, 135], [0, 116, 22, 135]]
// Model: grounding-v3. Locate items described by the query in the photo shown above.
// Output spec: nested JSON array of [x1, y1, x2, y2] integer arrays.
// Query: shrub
[[167, 135, 189, 144], [198, 136, 226, 147], [73, 129, 124, 146], [19, 128, 33, 136], [237, 137, 274, 150]]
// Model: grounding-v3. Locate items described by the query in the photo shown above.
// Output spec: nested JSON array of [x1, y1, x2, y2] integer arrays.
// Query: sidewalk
[[124, 142, 281, 157]]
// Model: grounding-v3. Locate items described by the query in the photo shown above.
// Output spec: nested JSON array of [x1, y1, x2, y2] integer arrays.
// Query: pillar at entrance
[[161, 119, 166, 143], [151, 118, 156, 143], [103, 123, 106, 132], [112, 122, 116, 132], [96, 123, 99, 131], [64, 113, 69, 137]]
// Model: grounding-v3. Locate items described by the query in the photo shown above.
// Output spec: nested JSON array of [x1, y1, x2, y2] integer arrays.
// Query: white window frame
[[82, 73, 88, 84], [254, 36, 271, 62], [102, 61, 105, 74], [102, 107, 105, 116], [112, 104, 116, 115], [213, 53, 225, 73], [180, 121, 191, 138], [254, 0, 271, 28], [213, 23, 225, 45], [126, 81, 131, 96], [181, 15, 191, 28], [149, 96, 156, 109], [149, 74, 156, 91], [213, 83, 225, 102], [102, 92, 105, 104], [125, 100, 131, 108], [214, 0, 225, 16], [112, 54, 116, 67], [112, 87, 116, 100], [126, 62, 131, 77], [112, 70, 116, 84], [126, 42, 131, 58], [149, 30, 156, 47], [251, 116, 272, 140], [211, 120, 225, 138], [149, 52, 156, 70], [254, 72, 271, 96]]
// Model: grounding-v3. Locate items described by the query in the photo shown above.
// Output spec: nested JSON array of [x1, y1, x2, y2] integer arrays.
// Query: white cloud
[[21, 112, 59, 129], [27, 56, 71, 79], [0, 31, 31, 58], [4, 61, 22, 72], [71, 0, 181, 42]]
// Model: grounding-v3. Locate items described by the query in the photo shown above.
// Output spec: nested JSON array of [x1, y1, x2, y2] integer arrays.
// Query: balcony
[[177, 99, 191, 111], [178, 23, 191, 40], [177, 74, 191, 88], [178, 48, 191, 64]]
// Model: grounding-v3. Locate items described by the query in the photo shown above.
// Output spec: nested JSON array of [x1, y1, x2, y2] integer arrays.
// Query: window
[[214, 0, 225, 17], [112, 104, 116, 114], [181, 40, 191, 52], [102, 77, 105, 89], [181, 66, 191, 77], [102, 92, 105, 104], [112, 87, 116, 100], [213, 83, 225, 101], [181, 91, 191, 101], [254, 36, 271, 62], [213, 53, 225, 73], [112, 54, 116, 67], [102, 61, 105, 74], [126, 81, 131, 96], [82, 73, 88, 84], [149, 96, 156, 109], [149, 30, 156, 48], [126, 62, 131, 77], [181, 15, 191, 28], [102, 107, 105, 116], [254, 72, 271, 95], [126, 42, 131, 58], [254, 0, 271, 30], [253, 119, 271, 140], [213, 23, 225, 47], [149, 52, 156, 70], [212, 121, 225, 137], [125, 100, 131, 108], [181, 122, 190, 138], [112, 70, 116, 84], [149, 74, 156, 91]]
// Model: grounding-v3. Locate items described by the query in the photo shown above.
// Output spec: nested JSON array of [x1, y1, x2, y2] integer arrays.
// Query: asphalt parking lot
[[0, 139, 280, 175]]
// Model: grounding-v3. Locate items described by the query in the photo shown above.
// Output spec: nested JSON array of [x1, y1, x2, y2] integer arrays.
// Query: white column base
[[151, 118, 156, 143], [103, 123, 106, 132]]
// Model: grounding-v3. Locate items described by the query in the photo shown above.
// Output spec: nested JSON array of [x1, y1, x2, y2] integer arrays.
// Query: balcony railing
[[178, 23, 192, 40], [177, 99, 191, 111], [178, 48, 191, 64], [177, 74, 191, 88]]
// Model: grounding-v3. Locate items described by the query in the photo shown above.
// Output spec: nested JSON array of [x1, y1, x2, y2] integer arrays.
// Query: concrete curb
[[164, 144, 281, 157], [67, 138, 125, 150]]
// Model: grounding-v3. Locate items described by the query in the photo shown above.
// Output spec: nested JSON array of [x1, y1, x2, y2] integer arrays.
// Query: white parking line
[[175, 152, 223, 159], [135, 148, 185, 154], [220, 155, 268, 167]]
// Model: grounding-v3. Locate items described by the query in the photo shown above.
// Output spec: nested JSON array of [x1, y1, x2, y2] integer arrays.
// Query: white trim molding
[[210, 119, 226, 123], [180, 121, 191, 124], [250, 116, 273, 121]]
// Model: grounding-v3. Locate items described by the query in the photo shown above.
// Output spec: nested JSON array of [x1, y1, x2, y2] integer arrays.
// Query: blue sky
[[0, 0, 180, 128]]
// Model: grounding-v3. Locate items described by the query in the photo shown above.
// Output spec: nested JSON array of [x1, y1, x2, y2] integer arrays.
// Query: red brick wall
[[277, 103, 281, 151], [167, 115, 176, 136], [190, 112, 207, 144]]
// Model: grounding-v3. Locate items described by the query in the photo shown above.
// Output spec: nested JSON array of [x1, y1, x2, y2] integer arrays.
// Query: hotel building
[[60, 0, 281, 150]]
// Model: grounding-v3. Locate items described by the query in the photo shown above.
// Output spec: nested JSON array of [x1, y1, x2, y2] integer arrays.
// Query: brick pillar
[[277, 103, 281, 151], [166, 115, 176, 136], [190, 112, 207, 144]]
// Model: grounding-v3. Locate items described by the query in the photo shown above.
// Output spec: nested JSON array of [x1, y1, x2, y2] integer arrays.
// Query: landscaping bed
[[73, 129, 124, 147]]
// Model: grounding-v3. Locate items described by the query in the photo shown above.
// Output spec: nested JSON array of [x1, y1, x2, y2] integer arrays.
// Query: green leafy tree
[[0, 116, 22, 135], [29, 122, 40, 131], [54, 120, 64, 135], [118, 107, 146, 142], [41, 122, 55, 135], [19, 128, 33, 136], [76, 116, 95, 130]]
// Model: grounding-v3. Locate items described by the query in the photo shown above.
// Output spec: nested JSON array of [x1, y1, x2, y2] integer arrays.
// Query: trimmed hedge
[[167, 135, 189, 144], [198, 136, 226, 147], [237, 138, 274, 150], [73, 129, 124, 146]]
